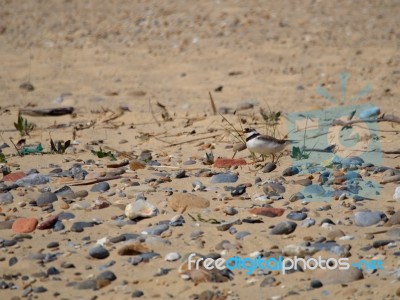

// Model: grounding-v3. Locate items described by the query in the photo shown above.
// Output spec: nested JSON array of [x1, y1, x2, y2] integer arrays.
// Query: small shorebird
[[243, 128, 293, 162]]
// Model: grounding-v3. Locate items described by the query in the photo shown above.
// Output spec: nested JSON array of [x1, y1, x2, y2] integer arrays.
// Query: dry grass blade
[[209, 91, 217, 115]]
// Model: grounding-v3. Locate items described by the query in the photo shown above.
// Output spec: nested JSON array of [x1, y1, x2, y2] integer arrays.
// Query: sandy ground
[[0, 1, 399, 299]]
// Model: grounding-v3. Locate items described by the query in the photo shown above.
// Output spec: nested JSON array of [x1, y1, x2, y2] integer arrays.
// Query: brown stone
[[169, 193, 210, 212], [214, 158, 246, 168], [2, 172, 26, 182], [248, 207, 285, 217], [11, 217, 38, 233], [129, 160, 146, 171]]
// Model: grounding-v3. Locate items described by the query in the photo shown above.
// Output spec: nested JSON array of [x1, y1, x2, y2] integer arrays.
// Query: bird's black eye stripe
[[245, 132, 260, 141]]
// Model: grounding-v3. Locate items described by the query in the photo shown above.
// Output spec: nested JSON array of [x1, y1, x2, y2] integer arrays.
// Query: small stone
[[129, 160, 146, 171], [263, 182, 285, 194], [165, 252, 181, 261], [231, 184, 246, 196], [372, 240, 394, 248], [125, 200, 158, 220], [327, 229, 345, 241], [286, 211, 307, 221], [301, 218, 316, 228], [168, 193, 210, 212], [75, 190, 89, 198], [89, 245, 110, 259], [47, 267, 60, 275], [393, 186, 400, 200], [174, 170, 186, 179], [0, 192, 13, 204], [303, 184, 325, 196], [214, 158, 246, 168], [310, 280, 323, 288], [16, 174, 49, 186], [54, 186, 76, 199], [354, 211, 385, 227], [223, 206, 238, 216], [71, 221, 95, 232], [2, 171, 26, 182], [47, 241, 59, 248], [248, 207, 285, 217], [210, 173, 238, 183], [37, 215, 59, 230], [271, 221, 297, 235], [90, 182, 110, 192], [36, 192, 58, 207], [96, 270, 117, 281], [386, 228, 400, 240], [282, 166, 299, 176], [318, 268, 363, 285], [131, 290, 144, 298], [11, 218, 38, 233], [19, 82, 34, 91], [260, 276, 276, 287], [235, 231, 251, 240], [141, 224, 169, 235], [9, 256, 18, 266], [216, 219, 241, 231], [263, 162, 276, 173], [387, 211, 400, 226]]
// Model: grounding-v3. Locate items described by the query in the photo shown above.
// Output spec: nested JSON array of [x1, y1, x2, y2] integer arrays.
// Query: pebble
[[90, 182, 110, 192], [165, 252, 181, 261], [89, 245, 110, 259], [310, 280, 323, 288], [216, 219, 241, 231], [125, 200, 158, 220], [260, 276, 276, 287], [263, 182, 285, 194], [36, 192, 58, 207], [263, 162, 277, 173], [71, 221, 95, 232], [214, 158, 246, 168], [303, 184, 325, 196], [372, 240, 395, 248], [141, 224, 169, 235], [318, 268, 363, 285], [282, 166, 299, 176], [387, 211, 400, 226], [231, 184, 246, 196], [0, 192, 13, 204], [354, 211, 385, 227], [131, 290, 144, 298], [54, 186, 76, 199], [96, 270, 117, 282], [301, 218, 316, 228], [327, 229, 345, 241], [386, 228, 400, 240], [11, 218, 38, 233], [223, 206, 238, 215], [248, 207, 285, 217], [174, 170, 186, 178], [168, 193, 210, 211], [271, 221, 297, 235], [16, 174, 49, 186], [393, 186, 400, 200], [286, 211, 307, 221], [210, 173, 238, 183], [235, 231, 251, 240]]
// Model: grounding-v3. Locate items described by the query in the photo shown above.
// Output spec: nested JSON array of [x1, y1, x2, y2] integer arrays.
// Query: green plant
[[14, 113, 36, 137], [290, 146, 310, 160], [91, 147, 116, 161], [260, 106, 281, 138], [0, 152, 6, 163], [50, 138, 71, 154]]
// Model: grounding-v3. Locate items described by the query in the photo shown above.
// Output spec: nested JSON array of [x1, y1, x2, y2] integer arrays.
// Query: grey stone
[[271, 221, 297, 235], [90, 182, 110, 192], [210, 173, 238, 183], [89, 245, 110, 259], [36, 192, 58, 207]]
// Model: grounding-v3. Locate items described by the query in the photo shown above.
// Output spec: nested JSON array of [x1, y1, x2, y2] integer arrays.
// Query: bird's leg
[[271, 154, 275, 163]]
